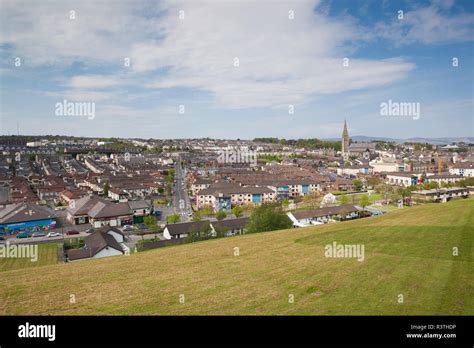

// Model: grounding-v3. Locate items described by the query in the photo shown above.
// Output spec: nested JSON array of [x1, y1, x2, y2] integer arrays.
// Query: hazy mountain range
[[323, 136, 474, 145]]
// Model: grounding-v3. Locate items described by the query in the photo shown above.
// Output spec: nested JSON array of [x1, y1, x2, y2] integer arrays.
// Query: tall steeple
[[342, 119, 349, 160]]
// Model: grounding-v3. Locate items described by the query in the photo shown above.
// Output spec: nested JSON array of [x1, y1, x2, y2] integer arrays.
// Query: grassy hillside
[[0, 199, 472, 315], [0, 243, 59, 272]]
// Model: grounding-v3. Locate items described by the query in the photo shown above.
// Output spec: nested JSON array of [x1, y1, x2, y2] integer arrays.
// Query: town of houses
[[0, 122, 473, 261]]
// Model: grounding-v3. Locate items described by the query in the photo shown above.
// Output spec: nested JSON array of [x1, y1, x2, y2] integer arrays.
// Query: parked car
[[85, 228, 95, 234], [32, 232, 46, 238], [15, 232, 30, 239], [122, 225, 133, 231], [47, 232, 61, 238], [66, 230, 80, 236]]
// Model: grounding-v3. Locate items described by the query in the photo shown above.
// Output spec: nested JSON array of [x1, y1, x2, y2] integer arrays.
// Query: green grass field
[[0, 199, 472, 315], [370, 203, 405, 212], [0, 243, 59, 272]]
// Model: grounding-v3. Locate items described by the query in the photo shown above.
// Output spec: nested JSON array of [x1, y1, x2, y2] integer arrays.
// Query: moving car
[[66, 230, 80, 236]]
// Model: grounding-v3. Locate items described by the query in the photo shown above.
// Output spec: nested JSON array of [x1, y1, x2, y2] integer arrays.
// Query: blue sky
[[0, 0, 473, 139]]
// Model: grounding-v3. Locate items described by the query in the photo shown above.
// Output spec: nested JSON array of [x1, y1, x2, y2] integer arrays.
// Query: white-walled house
[[128, 200, 152, 217], [337, 165, 371, 176], [67, 195, 133, 227], [66, 226, 129, 261], [370, 158, 404, 173], [412, 187, 469, 202], [163, 218, 249, 240], [386, 173, 419, 187], [449, 162, 474, 177], [163, 220, 211, 240], [425, 174, 463, 185], [287, 204, 361, 227], [210, 217, 248, 237]]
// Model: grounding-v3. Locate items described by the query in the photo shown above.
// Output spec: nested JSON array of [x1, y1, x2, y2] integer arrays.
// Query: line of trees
[[253, 138, 341, 150]]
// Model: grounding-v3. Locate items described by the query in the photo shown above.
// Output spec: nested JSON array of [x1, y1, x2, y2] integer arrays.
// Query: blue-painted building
[[252, 194, 262, 204], [277, 185, 289, 199], [0, 203, 56, 235]]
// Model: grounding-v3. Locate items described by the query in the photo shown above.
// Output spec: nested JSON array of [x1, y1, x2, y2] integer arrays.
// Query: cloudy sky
[[0, 0, 473, 139]]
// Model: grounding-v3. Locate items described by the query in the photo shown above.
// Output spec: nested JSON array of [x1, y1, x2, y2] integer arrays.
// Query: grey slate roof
[[66, 225, 125, 261], [68, 195, 132, 218], [165, 220, 211, 236], [128, 200, 151, 210], [211, 217, 249, 231], [292, 204, 360, 220], [0, 203, 53, 224]]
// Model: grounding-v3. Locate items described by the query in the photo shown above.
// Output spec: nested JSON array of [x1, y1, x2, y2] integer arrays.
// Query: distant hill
[[324, 135, 474, 144], [0, 198, 472, 315]]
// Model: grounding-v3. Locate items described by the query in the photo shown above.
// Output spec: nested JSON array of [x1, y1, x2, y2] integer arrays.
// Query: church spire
[[342, 119, 349, 160], [343, 119, 348, 137]]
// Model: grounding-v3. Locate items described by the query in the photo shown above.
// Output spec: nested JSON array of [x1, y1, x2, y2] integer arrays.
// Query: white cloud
[[0, 0, 471, 116], [0, 0, 425, 110], [375, 1, 474, 45], [67, 75, 125, 89], [131, 0, 414, 108], [43, 90, 113, 102]]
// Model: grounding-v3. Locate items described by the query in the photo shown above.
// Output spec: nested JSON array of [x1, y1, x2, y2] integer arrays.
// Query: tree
[[389, 192, 399, 204], [186, 223, 212, 243], [397, 187, 412, 206], [422, 181, 439, 190], [303, 192, 320, 208], [441, 182, 453, 188], [379, 184, 393, 204], [231, 206, 244, 218], [339, 195, 349, 205], [167, 168, 175, 179], [166, 214, 181, 224], [359, 195, 370, 209], [246, 204, 293, 233], [338, 205, 350, 221], [367, 177, 381, 188], [216, 211, 227, 221], [242, 203, 255, 214], [351, 195, 359, 205], [143, 215, 157, 228], [352, 179, 363, 192], [398, 187, 412, 198], [191, 211, 202, 222], [103, 182, 110, 196]]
